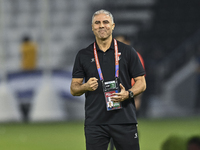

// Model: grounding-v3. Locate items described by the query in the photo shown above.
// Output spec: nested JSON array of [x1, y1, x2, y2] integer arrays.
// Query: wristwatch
[[128, 90, 134, 99]]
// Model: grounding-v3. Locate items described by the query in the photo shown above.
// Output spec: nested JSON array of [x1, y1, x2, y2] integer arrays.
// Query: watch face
[[129, 91, 134, 98]]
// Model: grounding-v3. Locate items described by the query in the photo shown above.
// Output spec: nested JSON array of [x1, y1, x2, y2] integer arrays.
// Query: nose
[[99, 22, 104, 28]]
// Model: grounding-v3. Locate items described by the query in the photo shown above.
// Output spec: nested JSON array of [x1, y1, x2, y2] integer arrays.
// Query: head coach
[[70, 9, 146, 150]]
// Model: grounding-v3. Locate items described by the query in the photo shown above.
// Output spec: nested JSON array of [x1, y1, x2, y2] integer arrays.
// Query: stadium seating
[[0, 0, 92, 71]]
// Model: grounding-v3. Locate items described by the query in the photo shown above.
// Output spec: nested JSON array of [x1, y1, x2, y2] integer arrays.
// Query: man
[[70, 9, 146, 150], [20, 35, 37, 122]]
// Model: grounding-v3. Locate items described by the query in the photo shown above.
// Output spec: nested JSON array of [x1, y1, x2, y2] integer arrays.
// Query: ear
[[91, 24, 94, 31], [112, 23, 115, 30]]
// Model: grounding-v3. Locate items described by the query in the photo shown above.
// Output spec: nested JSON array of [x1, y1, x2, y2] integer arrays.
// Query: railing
[[154, 27, 200, 93]]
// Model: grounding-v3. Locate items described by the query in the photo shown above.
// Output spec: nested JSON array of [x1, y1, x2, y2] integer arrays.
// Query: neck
[[96, 36, 112, 52]]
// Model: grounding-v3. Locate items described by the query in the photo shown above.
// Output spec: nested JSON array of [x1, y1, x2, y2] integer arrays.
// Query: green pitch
[[138, 117, 200, 150], [0, 121, 85, 150], [0, 117, 200, 150]]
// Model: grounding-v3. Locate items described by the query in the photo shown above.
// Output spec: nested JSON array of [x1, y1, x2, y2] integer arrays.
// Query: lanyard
[[93, 39, 119, 81]]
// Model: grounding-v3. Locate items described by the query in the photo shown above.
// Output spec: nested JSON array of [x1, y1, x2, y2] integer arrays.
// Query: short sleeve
[[72, 51, 85, 78], [128, 47, 145, 78]]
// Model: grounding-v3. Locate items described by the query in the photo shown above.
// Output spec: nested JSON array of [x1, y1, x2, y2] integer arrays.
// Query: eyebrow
[[94, 20, 110, 24]]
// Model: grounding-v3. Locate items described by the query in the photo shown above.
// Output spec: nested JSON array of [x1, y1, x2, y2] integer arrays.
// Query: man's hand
[[70, 77, 98, 96], [110, 83, 129, 102], [86, 77, 98, 91]]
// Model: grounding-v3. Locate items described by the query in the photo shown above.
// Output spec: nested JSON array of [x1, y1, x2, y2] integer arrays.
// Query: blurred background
[[0, 0, 200, 150]]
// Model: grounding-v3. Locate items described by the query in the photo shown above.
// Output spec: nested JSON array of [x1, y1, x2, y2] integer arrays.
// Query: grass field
[[0, 117, 200, 150]]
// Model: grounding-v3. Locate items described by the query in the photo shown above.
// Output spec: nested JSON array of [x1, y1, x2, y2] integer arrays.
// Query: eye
[[103, 20, 109, 24], [95, 21, 100, 24]]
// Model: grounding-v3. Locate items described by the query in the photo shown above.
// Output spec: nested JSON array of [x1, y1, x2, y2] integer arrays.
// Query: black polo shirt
[[72, 39, 145, 125]]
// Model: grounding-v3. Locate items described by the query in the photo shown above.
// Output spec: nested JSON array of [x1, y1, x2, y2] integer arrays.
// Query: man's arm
[[111, 75, 146, 102], [130, 75, 146, 97], [70, 77, 99, 96]]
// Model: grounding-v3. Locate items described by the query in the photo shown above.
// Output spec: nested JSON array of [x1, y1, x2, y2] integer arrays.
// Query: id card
[[104, 90, 122, 111], [103, 79, 122, 111]]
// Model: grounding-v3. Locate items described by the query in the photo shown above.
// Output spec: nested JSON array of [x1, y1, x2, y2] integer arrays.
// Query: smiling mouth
[[99, 29, 106, 32]]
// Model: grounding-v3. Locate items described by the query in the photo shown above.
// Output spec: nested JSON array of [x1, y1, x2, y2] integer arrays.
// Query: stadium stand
[[0, 0, 92, 71]]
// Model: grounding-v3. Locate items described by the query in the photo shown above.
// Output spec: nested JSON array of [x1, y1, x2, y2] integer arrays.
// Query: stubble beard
[[97, 30, 112, 41]]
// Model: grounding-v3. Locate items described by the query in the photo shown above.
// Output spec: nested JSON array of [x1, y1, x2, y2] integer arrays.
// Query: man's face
[[92, 13, 115, 40]]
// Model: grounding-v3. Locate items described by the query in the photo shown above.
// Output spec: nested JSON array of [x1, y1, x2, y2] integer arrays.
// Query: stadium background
[[0, 0, 200, 150]]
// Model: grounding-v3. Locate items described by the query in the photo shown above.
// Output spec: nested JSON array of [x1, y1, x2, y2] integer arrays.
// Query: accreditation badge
[[103, 80, 122, 111]]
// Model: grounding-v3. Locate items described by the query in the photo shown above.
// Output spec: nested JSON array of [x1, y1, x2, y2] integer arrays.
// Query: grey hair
[[92, 9, 114, 24]]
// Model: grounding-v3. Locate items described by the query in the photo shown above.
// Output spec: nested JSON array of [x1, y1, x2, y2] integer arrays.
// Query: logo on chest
[[91, 58, 95, 63]]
